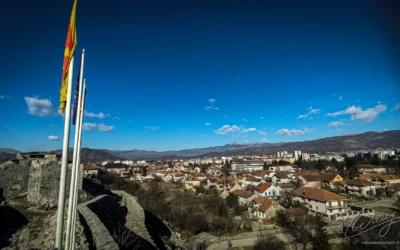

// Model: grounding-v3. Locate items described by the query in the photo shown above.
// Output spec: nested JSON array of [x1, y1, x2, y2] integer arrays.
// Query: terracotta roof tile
[[232, 190, 254, 198], [257, 183, 270, 193], [346, 178, 375, 187], [292, 187, 346, 202]]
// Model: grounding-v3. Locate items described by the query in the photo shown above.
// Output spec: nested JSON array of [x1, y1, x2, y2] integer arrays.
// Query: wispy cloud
[[4, 125, 16, 132], [36, 142, 45, 146], [98, 123, 115, 132], [276, 128, 309, 136], [259, 130, 267, 135], [297, 108, 321, 119], [215, 125, 240, 135], [328, 121, 344, 127], [242, 118, 246, 122], [393, 103, 400, 111], [326, 104, 387, 122], [339, 96, 343, 101], [242, 128, 257, 133], [262, 138, 268, 142], [236, 76, 240, 82], [208, 98, 216, 103], [84, 110, 108, 119], [204, 122, 211, 126], [82, 123, 97, 132], [145, 126, 160, 131], [48, 135, 60, 141], [0, 95, 10, 99], [112, 117, 121, 120], [260, 117, 264, 120], [204, 105, 218, 111], [224, 115, 228, 118], [24, 97, 54, 117]]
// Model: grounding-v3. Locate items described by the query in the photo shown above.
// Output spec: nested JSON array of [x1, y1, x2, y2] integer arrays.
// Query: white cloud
[[204, 122, 211, 126], [0, 95, 10, 99], [113, 117, 121, 120], [98, 123, 115, 132], [242, 118, 246, 122], [328, 121, 344, 127], [297, 108, 321, 119], [242, 128, 257, 133], [48, 135, 60, 141], [145, 126, 160, 131], [215, 125, 240, 135], [82, 123, 97, 132], [259, 131, 267, 135], [326, 104, 387, 122], [24, 97, 54, 117], [276, 128, 308, 136], [394, 103, 400, 110], [84, 110, 108, 119], [260, 117, 264, 120], [339, 96, 343, 101], [208, 98, 216, 103], [377, 101, 382, 104], [205, 105, 218, 110], [262, 138, 268, 142]]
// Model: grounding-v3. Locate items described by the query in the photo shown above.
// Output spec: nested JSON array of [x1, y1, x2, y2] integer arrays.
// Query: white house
[[345, 178, 376, 197], [256, 183, 281, 199], [292, 187, 348, 220], [271, 172, 290, 184], [248, 197, 285, 219], [232, 190, 258, 206]]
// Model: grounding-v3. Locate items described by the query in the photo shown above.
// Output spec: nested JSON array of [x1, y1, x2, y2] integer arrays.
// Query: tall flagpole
[[71, 79, 87, 248], [56, 56, 75, 249], [65, 49, 85, 250]]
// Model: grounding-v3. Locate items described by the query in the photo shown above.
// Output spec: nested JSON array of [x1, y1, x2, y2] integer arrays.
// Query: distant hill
[[1, 130, 399, 161], [195, 130, 400, 158]]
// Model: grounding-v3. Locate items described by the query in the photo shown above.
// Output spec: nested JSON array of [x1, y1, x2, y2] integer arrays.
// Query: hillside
[[1, 130, 399, 161]]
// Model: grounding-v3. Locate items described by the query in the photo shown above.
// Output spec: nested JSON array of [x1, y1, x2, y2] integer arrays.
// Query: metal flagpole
[[71, 79, 87, 248], [56, 56, 75, 249], [65, 49, 85, 250]]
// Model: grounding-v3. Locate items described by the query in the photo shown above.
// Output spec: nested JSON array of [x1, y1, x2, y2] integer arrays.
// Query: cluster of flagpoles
[[55, 1, 88, 249]]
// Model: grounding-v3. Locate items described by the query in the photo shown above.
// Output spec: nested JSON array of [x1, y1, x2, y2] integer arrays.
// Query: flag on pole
[[60, 0, 78, 113], [72, 59, 82, 126]]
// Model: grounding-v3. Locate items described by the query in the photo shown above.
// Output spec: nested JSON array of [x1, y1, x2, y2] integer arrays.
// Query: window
[[316, 206, 318, 210]]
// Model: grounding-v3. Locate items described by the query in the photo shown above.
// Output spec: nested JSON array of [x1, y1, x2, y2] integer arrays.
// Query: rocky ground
[[1, 192, 92, 250]]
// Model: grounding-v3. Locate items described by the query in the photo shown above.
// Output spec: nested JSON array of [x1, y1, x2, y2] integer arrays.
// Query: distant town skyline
[[1, 0, 399, 152]]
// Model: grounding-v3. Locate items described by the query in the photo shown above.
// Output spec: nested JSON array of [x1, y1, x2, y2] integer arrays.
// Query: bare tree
[[112, 222, 140, 249]]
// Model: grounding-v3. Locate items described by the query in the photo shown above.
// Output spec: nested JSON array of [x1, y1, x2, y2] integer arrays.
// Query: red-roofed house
[[345, 178, 376, 197], [248, 198, 284, 219], [185, 176, 200, 189], [292, 187, 348, 219]]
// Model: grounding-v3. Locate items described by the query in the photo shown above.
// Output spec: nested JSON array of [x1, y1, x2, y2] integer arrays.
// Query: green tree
[[311, 216, 330, 250], [263, 162, 268, 170], [370, 155, 382, 166], [226, 193, 239, 208], [314, 163, 325, 170]]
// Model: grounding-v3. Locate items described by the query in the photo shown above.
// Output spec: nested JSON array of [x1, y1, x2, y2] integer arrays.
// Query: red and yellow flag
[[59, 0, 78, 113]]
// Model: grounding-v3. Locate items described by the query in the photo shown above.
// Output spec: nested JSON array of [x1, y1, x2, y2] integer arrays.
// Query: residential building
[[83, 164, 99, 178], [232, 190, 258, 206], [292, 187, 348, 219], [345, 178, 376, 197], [271, 172, 290, 184], [298, 174, 322, 188], [248, 197, 284, 219]]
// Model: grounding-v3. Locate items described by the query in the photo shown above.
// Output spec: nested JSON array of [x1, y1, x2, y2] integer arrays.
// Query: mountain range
[[1, 130, 399, 162]]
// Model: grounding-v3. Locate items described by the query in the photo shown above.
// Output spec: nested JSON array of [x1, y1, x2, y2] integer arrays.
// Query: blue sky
[[1, 0, 399, 152]]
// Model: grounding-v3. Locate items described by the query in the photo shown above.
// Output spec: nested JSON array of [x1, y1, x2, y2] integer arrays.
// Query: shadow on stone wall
[[144, 210, 172, 250], [0, 205, 28, 248]]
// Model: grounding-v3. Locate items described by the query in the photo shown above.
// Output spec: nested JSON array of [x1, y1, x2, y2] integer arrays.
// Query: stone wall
[[0, 159, 83, 207], [112, 190, 157, 248], [0, 160, 31, 198], [78, 195, 119, 250]]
